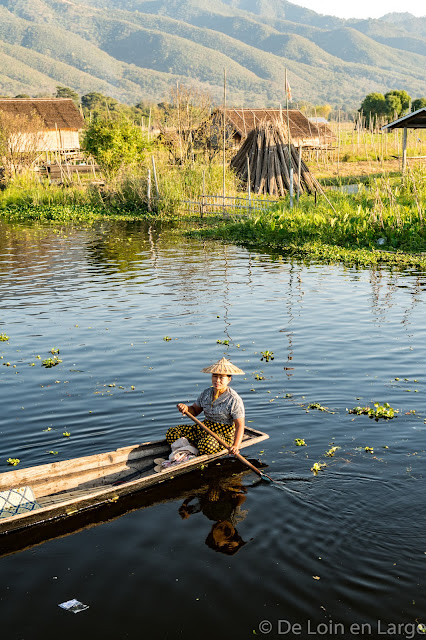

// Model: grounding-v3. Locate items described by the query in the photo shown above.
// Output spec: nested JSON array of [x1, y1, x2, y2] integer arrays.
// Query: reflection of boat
[[0, 427, 268, 550]]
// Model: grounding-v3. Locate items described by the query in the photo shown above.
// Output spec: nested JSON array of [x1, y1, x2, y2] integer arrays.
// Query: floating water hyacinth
[[0, 333, 9, 341], [260, 350, 274, 362], [42, 356, 62, 368], [325, 446, 340, 457], [294, 438, 306, 446], [348, 403, 397, 420], [7, 458, 20, 466], [311, 461, 327, 475]]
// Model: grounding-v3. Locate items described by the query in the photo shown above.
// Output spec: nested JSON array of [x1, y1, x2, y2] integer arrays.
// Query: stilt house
[[0, 98, 85, 153]]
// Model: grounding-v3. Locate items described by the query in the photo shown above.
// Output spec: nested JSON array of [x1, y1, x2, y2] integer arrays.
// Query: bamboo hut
[[213, 107, 335, 150], [0, 98, 84, 153], [230, 121, 321, 197]]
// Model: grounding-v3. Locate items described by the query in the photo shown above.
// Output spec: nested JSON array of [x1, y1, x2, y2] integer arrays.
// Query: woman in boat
[[166, 357, 245, 456]]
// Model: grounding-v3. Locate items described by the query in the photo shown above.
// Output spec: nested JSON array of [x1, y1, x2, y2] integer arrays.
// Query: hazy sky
[[294, 0, 425, 19]]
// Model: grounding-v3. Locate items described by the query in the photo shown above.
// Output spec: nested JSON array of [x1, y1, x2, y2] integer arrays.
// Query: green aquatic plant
[[311, 461, 327, 475], [42, 356, 62, 368], [364, 446, 374, 454], [0, 333, 9, 341], [260, 350, 274, 362], [7, 458, 20, 466], [216, 339, 229, 345], [163, 336, 172, 341], [63, 432, 71, 437], [254, 373, 265, 380], [348, 403, 397, 419], [307, 402, 335, 414], [294, 438, 306, 446], [325, 446, 340, 457]]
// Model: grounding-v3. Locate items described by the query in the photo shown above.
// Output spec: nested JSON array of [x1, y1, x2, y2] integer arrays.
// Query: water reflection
[[178, 476, 249, 555]]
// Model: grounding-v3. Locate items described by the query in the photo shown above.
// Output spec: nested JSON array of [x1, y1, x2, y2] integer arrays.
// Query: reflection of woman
[[166, 358, 245, 456], [179, 478, 249, 555]]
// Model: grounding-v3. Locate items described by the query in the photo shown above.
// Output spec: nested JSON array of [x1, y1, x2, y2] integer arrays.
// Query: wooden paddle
[[182, 409, 274, 482]]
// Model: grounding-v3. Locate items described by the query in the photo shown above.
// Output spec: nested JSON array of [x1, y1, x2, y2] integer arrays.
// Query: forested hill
[[0, 0, 424, 108]]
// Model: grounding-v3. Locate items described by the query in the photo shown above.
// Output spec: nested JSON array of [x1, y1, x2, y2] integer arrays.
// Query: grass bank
[[187, 170, 426, 269]]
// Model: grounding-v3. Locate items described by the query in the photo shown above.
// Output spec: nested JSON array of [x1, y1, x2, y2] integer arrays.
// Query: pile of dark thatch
[[230, 121, 321, 196]]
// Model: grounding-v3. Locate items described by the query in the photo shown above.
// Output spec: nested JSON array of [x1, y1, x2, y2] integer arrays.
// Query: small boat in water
[[0, 426, 268, 539]]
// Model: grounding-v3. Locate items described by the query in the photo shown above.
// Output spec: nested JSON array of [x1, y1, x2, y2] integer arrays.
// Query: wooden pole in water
[[223, 68, 227, 217]]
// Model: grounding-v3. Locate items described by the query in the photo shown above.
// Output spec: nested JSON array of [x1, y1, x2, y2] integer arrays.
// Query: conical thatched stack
[[230, 121, 321, 197]]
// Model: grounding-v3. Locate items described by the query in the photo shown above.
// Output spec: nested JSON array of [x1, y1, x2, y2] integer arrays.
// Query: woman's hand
[[177, 403, 189, 414], [229, 444, 240, 455]]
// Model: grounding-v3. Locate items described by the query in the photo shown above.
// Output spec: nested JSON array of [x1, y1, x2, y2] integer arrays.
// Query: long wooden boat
[[0, 426, 268, 540]]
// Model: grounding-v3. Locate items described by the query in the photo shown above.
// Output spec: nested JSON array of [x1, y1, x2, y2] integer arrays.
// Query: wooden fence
[[181, 194, 279, 217]]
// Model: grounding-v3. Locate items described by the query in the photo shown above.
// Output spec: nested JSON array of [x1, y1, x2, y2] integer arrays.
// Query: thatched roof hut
[[0, 98, 85, 152], [214, 107, 334, 149]]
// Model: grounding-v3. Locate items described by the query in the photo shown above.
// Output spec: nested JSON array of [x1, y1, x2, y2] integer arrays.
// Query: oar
[[182, 409, 274, 483]]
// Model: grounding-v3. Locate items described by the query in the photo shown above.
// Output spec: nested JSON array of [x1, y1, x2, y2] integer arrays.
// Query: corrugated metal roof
[[381, 108, 426, 130], [0, 98, 84, 130]]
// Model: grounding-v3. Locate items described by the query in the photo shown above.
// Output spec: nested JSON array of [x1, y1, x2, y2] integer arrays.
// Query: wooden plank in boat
[[0, 427, 269, 535]]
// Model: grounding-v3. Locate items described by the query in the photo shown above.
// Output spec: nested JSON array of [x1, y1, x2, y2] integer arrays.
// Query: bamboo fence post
[[297, 145, 302, 204], [151, 155, 159, 198], [247, 156, 251, 214], [147, 168, 151, 212], [201, 169, 205, 218]]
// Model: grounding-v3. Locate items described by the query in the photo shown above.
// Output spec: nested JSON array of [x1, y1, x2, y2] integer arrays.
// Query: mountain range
[[0, 0, 425, 108]]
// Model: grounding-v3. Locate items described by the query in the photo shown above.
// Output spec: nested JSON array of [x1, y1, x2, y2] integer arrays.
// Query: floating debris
[[294, 438, 307, 447], [7, 458, 20, 466], [0, 333, 9, 341]]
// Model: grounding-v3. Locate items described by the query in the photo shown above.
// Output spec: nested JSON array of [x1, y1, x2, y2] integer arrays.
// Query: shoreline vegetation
[[1, 119, 425, 269]]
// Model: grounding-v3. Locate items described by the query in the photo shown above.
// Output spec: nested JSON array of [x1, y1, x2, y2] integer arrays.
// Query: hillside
[[0, 0, 424, 107]]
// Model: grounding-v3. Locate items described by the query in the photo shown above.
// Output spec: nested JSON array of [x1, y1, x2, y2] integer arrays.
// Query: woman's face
[[212, 373, 231, 391]]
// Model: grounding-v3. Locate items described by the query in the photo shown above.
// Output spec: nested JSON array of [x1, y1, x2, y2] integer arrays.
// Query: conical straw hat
[[201, 357, 245, 375]]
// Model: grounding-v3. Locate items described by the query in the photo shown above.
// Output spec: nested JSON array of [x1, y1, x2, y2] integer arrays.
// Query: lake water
[[1, 219, 425, 640]]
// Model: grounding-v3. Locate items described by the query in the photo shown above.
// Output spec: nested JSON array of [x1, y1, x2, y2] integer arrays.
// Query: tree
[[412, 97, 426, 111], [159, 84, 212, 163], [82, 116, 152, 178], [81, 92, 121, 120], [385, 90, 411, 118], [359, 92, 387, 126], [0, 110, 46, 180], [55, 86, 80, 106]]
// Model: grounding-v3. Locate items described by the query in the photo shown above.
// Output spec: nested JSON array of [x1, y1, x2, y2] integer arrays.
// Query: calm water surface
[[0, 219, 425, 640]]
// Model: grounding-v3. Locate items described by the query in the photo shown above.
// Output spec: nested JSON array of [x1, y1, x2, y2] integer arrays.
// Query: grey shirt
[[195, 387, 245, 424]]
